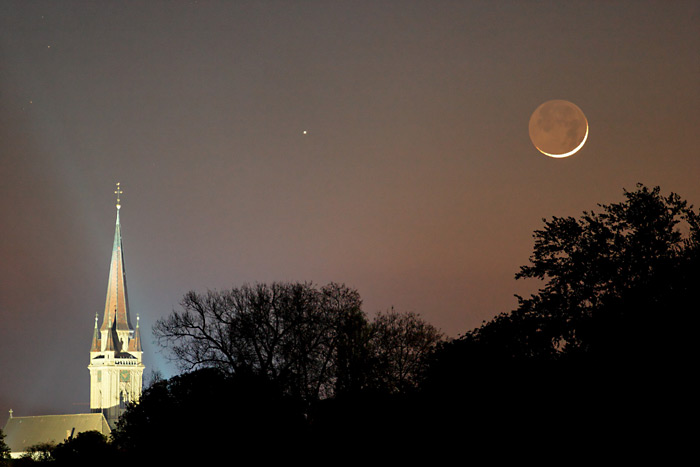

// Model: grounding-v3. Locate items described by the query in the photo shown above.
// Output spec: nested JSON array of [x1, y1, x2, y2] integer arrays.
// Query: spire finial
[[114, 182, 123, 210]]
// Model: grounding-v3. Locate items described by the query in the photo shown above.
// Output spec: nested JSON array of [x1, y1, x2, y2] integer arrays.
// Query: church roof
[[2, 413, 111, 456], [100, 200, 133, 334]]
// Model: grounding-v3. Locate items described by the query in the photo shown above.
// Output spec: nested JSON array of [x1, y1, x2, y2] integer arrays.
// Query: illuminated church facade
[[88, 184, 145, 428]]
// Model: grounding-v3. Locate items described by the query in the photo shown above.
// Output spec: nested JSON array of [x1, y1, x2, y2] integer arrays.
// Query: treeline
[[152, 282, 444, 400], [4, 184, 696, 463]]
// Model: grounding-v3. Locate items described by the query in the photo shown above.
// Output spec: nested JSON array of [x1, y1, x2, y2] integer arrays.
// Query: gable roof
[[2, 413, 111, 456]]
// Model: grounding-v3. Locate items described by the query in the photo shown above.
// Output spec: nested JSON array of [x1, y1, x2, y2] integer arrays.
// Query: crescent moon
[[535, 123, 588, 158], [529, 100, 589, 158]]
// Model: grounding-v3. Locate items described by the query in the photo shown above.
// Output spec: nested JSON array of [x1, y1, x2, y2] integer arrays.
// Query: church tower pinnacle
[[88, 183, 145, 428]]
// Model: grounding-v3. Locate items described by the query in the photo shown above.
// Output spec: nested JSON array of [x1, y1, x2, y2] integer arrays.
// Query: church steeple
[[89, 183, 145, 429]]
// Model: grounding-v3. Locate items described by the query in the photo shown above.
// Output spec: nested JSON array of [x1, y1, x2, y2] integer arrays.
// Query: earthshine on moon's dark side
[[529, 100, 589, 158]]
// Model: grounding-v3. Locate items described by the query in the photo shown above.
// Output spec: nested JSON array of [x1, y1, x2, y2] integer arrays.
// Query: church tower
[[88, 183, 145, 428]]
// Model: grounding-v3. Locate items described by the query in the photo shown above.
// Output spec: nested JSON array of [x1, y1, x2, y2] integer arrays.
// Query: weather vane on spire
[[115, 182, 123, 209]]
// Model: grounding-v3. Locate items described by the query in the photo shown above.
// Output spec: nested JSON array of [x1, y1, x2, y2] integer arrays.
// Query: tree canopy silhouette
[[153, 282, 363, 401], [111, 368, 306, 463], [0, 429, 9, 465], [423, 184, 698, 439], [154, 282, 442, 401], [443, 184, 699, 363], [50, 431, 116, 466]]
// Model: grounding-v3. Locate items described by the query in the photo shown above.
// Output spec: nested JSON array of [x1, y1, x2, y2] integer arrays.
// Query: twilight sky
[[1, 1, 698, 418]]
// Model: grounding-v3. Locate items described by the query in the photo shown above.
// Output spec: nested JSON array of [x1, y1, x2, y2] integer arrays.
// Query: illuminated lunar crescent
[[529, 100, 588, 158]]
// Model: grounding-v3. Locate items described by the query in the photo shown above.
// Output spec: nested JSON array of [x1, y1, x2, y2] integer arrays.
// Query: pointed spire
[[103, 315, 124, 354], [100, 183, 133, 334], [90, 313, 101, 351], [103, 315, 116, 352], [129, 315, 143, 352]]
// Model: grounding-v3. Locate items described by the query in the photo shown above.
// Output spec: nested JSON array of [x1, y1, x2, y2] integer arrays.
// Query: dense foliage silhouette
[[111, 368, 307, 462], [423, 184, 698, 443], [0, 429, 9, 465]]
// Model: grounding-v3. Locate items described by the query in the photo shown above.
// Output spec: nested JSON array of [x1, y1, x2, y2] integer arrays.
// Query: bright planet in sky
[[528, 99, 588, 158]]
